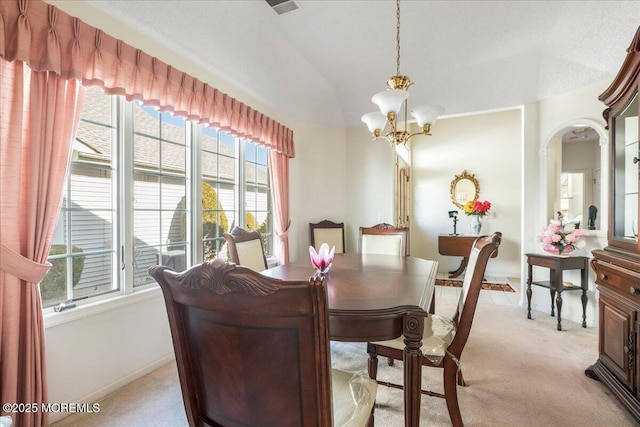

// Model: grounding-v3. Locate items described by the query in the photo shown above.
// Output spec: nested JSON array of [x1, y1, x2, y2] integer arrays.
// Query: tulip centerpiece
[[309, 243, 335, 276]]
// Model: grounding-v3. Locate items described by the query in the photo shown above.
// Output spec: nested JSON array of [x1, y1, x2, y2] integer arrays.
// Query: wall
[[288, 123, 348, 261], [524, 81, 610, 326], [345, 126, 396, 252], [44, 292, 173, 423], [411, 108, 522, 277]]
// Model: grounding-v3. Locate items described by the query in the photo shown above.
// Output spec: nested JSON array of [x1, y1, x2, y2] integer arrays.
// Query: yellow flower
[[463, 200, 475, 215]]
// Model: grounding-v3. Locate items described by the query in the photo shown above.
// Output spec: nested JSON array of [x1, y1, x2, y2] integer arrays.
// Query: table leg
[[581, 289, 588, 328], [448, 257, 468, 278], [550, 289, 556, 317], [526, 264, 533, 319], [580, 262, 588, 328], [403, 312, 425, 427], [556, 292, 563, 331]]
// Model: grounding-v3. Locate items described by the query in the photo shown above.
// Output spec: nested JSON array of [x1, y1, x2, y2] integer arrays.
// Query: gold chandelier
[[361, 0, 444, 146]]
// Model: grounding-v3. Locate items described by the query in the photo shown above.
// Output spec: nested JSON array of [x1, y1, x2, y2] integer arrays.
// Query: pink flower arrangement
[[309, 243, 335, 275], [463, 200, 492, 217], [536, 220, 584, 254]]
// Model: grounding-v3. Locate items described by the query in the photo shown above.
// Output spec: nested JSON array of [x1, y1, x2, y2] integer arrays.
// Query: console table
[[438, 234, 498, 278], [525, 253, 588, 331]]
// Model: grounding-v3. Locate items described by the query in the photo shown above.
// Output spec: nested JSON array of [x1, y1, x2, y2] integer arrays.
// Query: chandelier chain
[[396, 0, 401, 76]]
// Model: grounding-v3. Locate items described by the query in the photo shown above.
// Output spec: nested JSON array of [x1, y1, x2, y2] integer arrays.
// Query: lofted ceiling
[[85, 0, 640, 128]]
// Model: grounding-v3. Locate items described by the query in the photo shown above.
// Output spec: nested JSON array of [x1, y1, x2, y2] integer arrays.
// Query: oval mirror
[[450, 170, 480, 209]]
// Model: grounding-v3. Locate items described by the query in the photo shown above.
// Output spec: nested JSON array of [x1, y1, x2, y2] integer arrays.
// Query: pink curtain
[[269, 151, 291, 264], [0, 60, 85, 426], [0, 0, 295, 158], [0, 0, 294, 263]]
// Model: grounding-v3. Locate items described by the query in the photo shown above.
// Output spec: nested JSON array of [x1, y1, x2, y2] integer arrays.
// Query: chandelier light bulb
[[372, 89, 409, 115], [361, 112, 388, 134], [410, 105, 445, 127]]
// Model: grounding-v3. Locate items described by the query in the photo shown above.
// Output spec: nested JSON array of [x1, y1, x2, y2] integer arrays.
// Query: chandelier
[[361, 0, 444, 146]]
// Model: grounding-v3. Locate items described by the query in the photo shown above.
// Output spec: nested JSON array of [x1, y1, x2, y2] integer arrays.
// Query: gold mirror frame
[[450, 170, 480, 209]]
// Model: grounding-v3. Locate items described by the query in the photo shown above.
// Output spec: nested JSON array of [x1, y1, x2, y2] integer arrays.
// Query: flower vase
[[470, 215, 482, 236], [543, 243, 573, 257]]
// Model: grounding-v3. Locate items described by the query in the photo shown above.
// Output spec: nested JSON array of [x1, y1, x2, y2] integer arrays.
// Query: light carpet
[[52, 299, 637, 427]]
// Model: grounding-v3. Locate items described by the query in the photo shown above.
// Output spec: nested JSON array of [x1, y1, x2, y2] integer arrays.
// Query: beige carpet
[[52, 299, 637, 427]]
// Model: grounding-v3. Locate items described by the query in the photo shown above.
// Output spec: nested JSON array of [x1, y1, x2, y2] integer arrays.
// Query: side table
[[438, 234, 499, 278], [525, 253, 588, 331]]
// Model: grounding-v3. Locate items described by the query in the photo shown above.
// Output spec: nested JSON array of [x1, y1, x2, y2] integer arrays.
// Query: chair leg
[[443, 356, 464, 427], [456, 369, 466, 387], [367, 351, 379, 427], [368, 352, 379, 380], [387, 357, 395, 367]]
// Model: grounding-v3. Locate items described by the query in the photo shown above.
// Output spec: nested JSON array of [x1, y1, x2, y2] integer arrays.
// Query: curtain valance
[[0, 0, 295, 158]]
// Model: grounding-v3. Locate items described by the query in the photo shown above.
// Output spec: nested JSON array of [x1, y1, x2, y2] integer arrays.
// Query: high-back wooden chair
[[367, 232, 502, 427], [310, 219, 346, 253], [149, 259, 377, 427], [359, 223, 409, 256], [223, 226, 268, 272]]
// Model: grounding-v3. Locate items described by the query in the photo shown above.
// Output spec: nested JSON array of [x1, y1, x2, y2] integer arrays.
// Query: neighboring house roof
[[74, 87, 267, 185]]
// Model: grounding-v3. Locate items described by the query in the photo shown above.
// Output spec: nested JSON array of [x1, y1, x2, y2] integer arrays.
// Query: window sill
[[266, 255, 279, 269], [44, 286, 163, 329]]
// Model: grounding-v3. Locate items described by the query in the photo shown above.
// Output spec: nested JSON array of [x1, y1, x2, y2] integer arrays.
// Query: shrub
[[40, 245, 85, 306]]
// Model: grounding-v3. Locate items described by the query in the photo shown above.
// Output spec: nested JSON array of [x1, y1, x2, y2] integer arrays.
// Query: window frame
[[43, 91, 273, 321]]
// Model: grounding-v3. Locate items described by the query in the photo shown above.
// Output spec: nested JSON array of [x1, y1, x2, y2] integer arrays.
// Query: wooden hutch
[[588, 26, 640, 421]]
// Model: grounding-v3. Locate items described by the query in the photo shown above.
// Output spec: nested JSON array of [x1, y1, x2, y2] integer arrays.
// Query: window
[[132, 103, 188, 287], [40, 88, 272, 310], [42, 87, 117, 308], [244, 141, 272, 255], [199, 127, 237, 261]]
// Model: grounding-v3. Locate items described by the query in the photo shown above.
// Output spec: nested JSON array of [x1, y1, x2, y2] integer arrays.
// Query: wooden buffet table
[[438, 234, 498, 278], [262, 253, 438, 427]]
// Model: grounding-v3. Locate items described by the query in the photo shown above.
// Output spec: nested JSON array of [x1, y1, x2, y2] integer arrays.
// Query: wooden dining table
[[262, 252, 439, 427]]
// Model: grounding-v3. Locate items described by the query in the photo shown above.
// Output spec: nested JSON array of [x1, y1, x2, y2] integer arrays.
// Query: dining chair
[[149, 259, 377, 427], [359, 223, 409, 256], [310, 219, 346, 253], [366, 232, 502, 427], [223, 226, 268, 272]]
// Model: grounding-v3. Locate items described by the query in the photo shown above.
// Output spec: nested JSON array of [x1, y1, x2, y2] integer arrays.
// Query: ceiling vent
[[266, 0, 299, 15]]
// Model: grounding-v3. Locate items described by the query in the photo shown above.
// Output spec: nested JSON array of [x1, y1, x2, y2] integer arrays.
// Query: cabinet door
[[600, 293, 636, 389]]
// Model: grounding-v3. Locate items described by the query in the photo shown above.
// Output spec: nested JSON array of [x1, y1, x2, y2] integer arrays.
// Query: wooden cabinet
[[588, 26, 640, 421]]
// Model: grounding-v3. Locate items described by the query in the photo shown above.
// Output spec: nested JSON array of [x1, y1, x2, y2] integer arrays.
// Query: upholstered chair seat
[[331, 370, 377, 426], [369, 314, 455, 360]]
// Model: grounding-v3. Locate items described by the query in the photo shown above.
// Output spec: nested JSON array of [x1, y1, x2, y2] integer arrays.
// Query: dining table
[[262, 252, 439, 427]]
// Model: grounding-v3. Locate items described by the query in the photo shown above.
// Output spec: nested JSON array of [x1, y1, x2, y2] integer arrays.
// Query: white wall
[[288, 123, 348, 261], [411, 108, 522, 277], [526, 81, 610, 326], [45, 291, 174, 423], [345, 126, 395, 252]]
